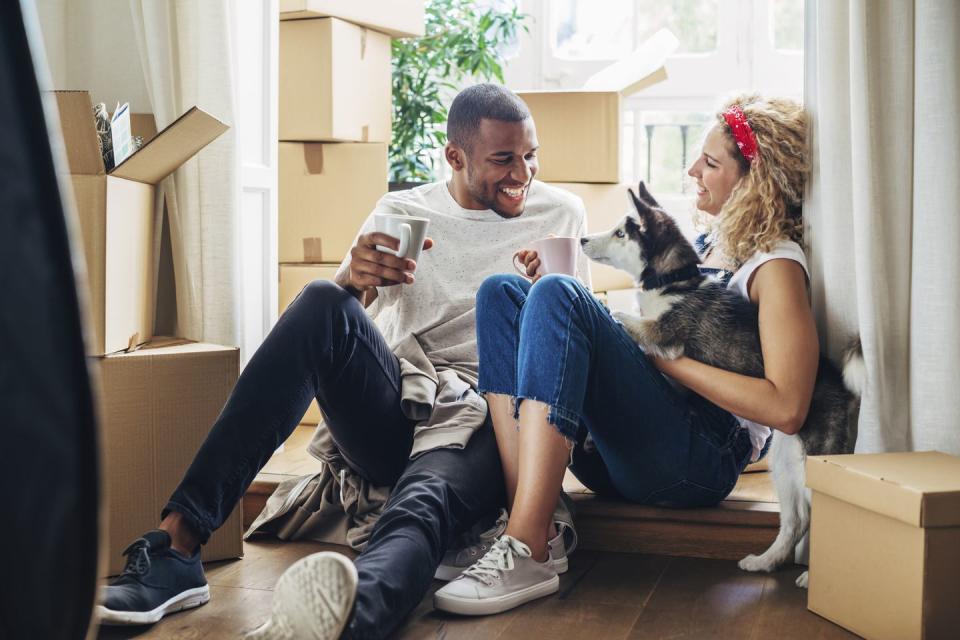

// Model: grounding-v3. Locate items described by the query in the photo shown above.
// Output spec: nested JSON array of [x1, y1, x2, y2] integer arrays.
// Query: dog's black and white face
[[580, 182, 699, 282]]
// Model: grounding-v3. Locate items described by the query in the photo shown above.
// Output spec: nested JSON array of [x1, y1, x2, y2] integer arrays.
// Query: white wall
[[35, 0, 151, 111]]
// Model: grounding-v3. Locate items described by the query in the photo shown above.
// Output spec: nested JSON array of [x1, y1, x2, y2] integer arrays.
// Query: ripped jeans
[[475, 273, 753, 507]]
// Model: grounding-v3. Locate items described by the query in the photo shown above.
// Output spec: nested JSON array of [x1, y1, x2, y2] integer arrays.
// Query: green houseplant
[[390, 0, 530, 184]]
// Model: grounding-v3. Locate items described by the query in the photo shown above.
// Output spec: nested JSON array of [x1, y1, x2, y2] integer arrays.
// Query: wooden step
[[242, 426, 780, 561]]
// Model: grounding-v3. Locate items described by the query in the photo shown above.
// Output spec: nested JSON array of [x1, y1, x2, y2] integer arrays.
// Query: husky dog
[[581, 182, 864, 588]]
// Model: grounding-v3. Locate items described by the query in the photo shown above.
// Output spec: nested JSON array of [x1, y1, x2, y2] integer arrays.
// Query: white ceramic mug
[[513, 236, 579, 278], [375, 213, 430, 262]]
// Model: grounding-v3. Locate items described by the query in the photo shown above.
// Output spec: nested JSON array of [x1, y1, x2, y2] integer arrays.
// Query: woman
[[433, 95, 816, 616]]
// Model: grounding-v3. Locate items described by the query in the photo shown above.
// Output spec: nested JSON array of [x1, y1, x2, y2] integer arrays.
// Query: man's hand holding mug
[[341, 214, 433, 294]]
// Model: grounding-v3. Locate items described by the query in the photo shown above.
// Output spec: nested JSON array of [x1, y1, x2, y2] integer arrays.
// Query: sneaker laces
[[450, 508, 509, 560], [460, 535, 531, 587], [119, 538, 152, 577]]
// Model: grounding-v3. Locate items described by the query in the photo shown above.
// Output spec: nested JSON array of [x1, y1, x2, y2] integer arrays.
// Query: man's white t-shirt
[[337, 180, 591, 384]]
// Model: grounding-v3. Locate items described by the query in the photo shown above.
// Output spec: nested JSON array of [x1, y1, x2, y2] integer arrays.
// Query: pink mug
[[513, 237, 579, 279]]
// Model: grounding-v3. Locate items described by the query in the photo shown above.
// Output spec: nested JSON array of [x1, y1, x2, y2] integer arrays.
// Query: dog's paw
[[738, 553, 778, 573], [795, 570, 809, 589], [611, 310, 635, 325]]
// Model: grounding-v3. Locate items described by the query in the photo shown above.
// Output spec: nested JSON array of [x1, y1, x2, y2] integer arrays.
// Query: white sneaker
[[433, 535, 559, 616], [245, 552, 358, 640], [435, 510, 577, 581]]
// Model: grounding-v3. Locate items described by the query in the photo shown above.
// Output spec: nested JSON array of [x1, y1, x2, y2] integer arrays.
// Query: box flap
[[581, 28, 678, 95], [110, 107, 228, 184], [53, 91, 106, 176], [806, 452, 960, 527]]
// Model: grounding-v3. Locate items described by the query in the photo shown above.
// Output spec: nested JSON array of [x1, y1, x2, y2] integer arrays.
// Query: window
[[505, 0, 804, 195]]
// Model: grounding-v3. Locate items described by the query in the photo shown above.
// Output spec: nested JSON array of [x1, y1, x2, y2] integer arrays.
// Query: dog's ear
[[635, 181, 662, 209], [628, 188, 656, 230]]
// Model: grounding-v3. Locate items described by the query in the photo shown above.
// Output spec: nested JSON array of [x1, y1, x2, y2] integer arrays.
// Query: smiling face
[[446, 117, 539, 218], [687, 124, 746, 216]]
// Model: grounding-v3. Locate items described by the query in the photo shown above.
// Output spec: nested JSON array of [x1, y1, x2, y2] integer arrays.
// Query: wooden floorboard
[[94, 540, 857, 639]]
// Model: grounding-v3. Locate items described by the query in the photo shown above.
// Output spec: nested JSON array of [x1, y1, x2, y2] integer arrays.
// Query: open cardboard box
[[517, 30, 678, 183], [54, 91, 228, 355], [279, 0, 425, 39], [280, 17, 392, 142]]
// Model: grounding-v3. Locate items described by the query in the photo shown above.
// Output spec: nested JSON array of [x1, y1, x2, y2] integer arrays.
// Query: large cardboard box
[[279, 264, 341, 426], [279, 0, 425, 38], [54, 91, 227, 355], [279, 142, 387, 263], [517, 30, 677, 183], [280, 18, 392, 142], [806, 452, 960, 640], [96, 340, 243, 576]]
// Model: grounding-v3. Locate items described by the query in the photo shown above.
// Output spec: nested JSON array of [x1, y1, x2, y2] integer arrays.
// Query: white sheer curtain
[[129, 0, 240, 348], [805, 0, 960, 454]]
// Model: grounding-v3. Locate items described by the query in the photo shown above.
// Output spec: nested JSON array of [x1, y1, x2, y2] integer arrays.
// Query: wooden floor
[[94, 538, 857, 640]]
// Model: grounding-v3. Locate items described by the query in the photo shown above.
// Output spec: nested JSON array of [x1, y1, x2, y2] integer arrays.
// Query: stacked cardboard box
[[54, 91, 242, 575], [516, 30, 677, 294], [278, 1, 424, 426]]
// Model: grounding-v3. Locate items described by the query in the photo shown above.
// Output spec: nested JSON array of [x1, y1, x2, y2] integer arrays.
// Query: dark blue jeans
[[164, 281, 504, 639], [476, 274, 752, 507]]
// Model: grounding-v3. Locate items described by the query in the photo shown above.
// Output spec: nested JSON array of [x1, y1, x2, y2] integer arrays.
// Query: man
[[99, 84, 589, 639]]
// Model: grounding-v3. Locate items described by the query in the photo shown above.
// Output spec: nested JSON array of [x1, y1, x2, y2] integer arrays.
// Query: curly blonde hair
[[708, 94, 809, 266]]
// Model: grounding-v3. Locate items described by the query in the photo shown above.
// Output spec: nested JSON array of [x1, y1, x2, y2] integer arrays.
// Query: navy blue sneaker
[[97, 529, 210, 625]]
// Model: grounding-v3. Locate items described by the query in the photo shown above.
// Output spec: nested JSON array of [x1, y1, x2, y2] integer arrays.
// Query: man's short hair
[[447, 84, 531, 152]]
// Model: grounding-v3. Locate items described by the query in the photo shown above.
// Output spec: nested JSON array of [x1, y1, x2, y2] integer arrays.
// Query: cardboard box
[[54, 91, 227, 355], [96, 340, 243, 576], [806, 452, 960, 640], [517, 30, 677, 183], [279, 141, 387, 263], [280, 18, 391, 142], [279, 264, 341, 426], [279, 0, 425, 38]]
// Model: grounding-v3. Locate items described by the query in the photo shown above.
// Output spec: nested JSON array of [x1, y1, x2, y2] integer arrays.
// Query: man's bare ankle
[[159, 512, 201, 556]]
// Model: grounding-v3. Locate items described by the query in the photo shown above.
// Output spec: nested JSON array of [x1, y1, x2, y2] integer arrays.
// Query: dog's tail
[[841, 337, 866, 398], [840, 337, 865, 453]]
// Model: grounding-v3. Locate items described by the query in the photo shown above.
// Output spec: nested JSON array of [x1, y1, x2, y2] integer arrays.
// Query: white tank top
[[727, 240, 809, 461]]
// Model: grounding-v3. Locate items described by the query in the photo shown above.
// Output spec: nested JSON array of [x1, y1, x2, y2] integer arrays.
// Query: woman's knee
[[476, 273, 531, 317], [527, 274, 587, 307]]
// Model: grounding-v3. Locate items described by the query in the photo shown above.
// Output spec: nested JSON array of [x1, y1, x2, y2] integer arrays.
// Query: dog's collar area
[[641, 264, 703, 290]]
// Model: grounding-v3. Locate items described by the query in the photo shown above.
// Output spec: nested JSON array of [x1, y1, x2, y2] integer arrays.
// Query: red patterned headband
[[722, 105, 758, 163]]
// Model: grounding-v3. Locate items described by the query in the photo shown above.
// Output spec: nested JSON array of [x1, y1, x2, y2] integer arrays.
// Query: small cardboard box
[[54, 91, 228, 355], [279, 141, 387, 263], [279, 0, 425, 39], [280, 18, 392, 142], [95, 340, 243, 576], [806, 452, 960, 640], [279, 264, 341, 426], [517, 30, 677, 183]]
